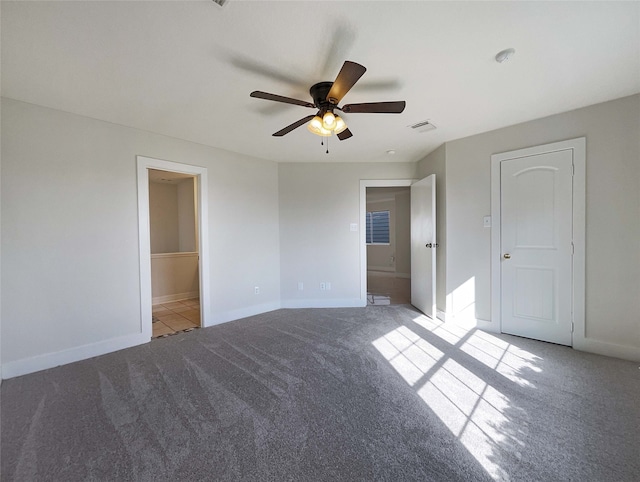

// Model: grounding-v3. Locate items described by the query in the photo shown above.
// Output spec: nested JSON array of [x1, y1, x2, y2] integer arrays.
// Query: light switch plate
[[350, 223, 358, 232], [483, 216, 491, 228]]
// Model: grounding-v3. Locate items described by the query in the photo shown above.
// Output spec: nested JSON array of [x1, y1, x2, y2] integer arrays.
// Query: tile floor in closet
[[152, 298, 200, 338]]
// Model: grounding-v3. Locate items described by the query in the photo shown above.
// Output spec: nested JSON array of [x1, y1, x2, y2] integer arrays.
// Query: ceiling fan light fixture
[[307, 121, 331, 137], [334, 116, 347, 134], [322, 111, 336, 129], [309, 115, 323, 129]]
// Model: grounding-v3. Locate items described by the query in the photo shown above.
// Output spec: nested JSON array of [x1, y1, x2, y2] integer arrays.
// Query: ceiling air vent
[[409, 120, 437, 133], [212, 0, 228, 6]]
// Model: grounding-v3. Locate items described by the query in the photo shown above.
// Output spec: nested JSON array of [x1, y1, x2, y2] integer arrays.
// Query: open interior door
[[411, 175, 436, 319]]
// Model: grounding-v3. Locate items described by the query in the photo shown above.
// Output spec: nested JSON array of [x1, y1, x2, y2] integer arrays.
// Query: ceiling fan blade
[[341, 101, 406, 114], [251, 91, 315, 108], [326, 61, 367, 104], [337, 128, 353, 141], [273, 115, 316, 137], [229, 54, 307, 89]]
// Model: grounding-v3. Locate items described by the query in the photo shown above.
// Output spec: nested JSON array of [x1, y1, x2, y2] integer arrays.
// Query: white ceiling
[[2, 1, 639, 163]]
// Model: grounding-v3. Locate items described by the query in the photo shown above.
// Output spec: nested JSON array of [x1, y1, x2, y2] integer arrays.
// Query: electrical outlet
[[254, 286, 260, 295], [320, 282, 326, 291], [298, 282, 304, 291], [483, 215, 492, 228]]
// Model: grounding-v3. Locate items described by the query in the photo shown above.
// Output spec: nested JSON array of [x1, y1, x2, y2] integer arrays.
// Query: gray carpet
[[2, 305, 639, 481]]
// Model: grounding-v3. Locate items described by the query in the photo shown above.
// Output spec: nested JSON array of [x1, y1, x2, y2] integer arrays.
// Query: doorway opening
[[148, 169, 200, 338], [360, 180, 414, 307], [365, 186, 411, 305], [137, 156, 211, 342]]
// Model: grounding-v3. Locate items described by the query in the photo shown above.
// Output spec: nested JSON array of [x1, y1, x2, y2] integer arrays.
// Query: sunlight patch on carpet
[[372, 326, 443, 386], [373, 318, 544, 480], [416, 359, 521, 480]]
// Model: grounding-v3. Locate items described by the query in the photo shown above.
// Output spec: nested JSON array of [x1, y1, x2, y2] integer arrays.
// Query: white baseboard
[[452, 318, 640, 362], [439, 313, 497, 333], [282, 298, 367, 309], [10, 307, 634, 383], [208, 301, 282, 326], [574, 337, 640, 363], [475, 318, 497, 333], [1, 300, 282, 379], [152, 291, 199, 305], [368, 266, 394, 273], [2, 332, 148, 380], [367, 270, 410, 279]]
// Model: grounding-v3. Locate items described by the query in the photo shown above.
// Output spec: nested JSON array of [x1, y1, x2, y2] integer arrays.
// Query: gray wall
[[149, 181, 180, 253], [422, 94, 640, 355], [177, 178, 197, 252], [149, 178, 197, 254], [0, 97, 3, 374], [394, 190, 411, 276], [1, 98, 281, 368], [279, 162, 418, 305]]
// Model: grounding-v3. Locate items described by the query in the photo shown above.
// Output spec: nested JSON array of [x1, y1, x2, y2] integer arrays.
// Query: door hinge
[[572, 163, 575, 176], [571, 242, 574, 255], [571, 322, 574, 333]]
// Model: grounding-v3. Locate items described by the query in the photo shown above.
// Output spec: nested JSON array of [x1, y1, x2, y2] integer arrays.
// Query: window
[[366, 210, 390, 244]]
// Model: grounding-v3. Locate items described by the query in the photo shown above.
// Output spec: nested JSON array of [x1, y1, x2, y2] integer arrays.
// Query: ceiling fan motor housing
[[310, 82, 335, 112]]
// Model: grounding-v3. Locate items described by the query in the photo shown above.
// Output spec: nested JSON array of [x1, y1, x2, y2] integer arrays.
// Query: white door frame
[[359, 179, 414, 304], [137, 156, 211, 341], [490, 138, 586, 344]]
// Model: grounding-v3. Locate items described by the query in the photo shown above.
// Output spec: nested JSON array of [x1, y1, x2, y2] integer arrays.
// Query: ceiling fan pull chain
[[326, 135, 329, 154]]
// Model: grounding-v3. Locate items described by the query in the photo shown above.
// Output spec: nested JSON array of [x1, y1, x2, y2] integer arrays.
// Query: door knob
[[503, 253, 511, 259]]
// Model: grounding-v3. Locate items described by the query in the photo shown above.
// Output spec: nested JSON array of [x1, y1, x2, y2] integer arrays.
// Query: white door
[[411, 175, 436, 319], [500, 150, 573, 345]]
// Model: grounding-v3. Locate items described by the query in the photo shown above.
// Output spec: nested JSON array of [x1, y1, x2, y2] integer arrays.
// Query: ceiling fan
[[250, 61, 406, 141]]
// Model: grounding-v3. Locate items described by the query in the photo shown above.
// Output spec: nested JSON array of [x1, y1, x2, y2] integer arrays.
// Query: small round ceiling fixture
[[386, 150, 396, 156], [495, 48, 515, 63]]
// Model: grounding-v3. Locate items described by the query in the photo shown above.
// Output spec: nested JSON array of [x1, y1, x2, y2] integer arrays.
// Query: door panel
[[501, 150, 573, 345], [514, 267, 555, 321], [411, 175, 436, 318]]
